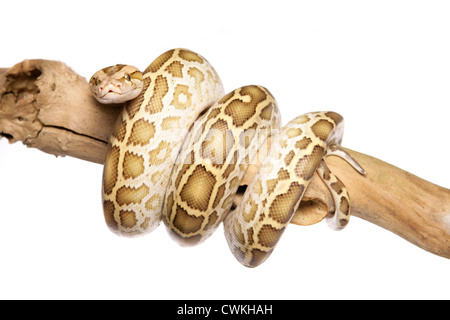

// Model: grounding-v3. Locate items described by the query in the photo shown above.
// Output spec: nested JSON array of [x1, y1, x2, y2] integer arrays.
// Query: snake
[[90, 48, 366, 268]]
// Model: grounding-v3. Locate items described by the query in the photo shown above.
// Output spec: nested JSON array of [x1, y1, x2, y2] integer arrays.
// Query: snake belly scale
[[90, 48, 366, 268]]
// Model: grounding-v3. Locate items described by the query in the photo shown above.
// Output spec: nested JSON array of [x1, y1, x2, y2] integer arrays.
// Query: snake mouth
[[98, 85, 123, 96], [99, 90, 122, 98], [97, 87, 140, 104]]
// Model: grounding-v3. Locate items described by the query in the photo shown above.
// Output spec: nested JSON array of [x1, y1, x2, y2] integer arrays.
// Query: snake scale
[[90, 48, 366, 267]]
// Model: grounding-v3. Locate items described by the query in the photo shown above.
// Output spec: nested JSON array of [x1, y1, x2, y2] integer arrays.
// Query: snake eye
[[124, 73, 131, 81]]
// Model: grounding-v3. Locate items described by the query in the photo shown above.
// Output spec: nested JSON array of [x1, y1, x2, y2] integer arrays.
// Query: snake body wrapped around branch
[[2, 50, 448, 267], [90, 48, 366, 267]]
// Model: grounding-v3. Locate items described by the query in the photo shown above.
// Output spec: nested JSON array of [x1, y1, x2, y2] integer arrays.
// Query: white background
[[0, 0, 449, 299]]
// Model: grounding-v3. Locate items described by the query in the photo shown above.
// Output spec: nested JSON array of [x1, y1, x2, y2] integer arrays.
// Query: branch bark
[[0, 60, 120, 163], [1, 59, 449, 259]]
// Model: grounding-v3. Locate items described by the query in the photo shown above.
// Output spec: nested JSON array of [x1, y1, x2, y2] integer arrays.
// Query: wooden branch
[[0, 60, 120, 163], [1, 59, 449, 259]]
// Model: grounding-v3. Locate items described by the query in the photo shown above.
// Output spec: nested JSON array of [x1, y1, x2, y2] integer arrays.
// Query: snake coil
[[90, 49, 366, 267]]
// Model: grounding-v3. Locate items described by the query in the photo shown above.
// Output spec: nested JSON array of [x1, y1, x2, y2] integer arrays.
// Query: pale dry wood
[[1, 59, 449, 259], [0, 60, 120, 163], [323, 149, 450, 259], [241, 141, 450, 259]]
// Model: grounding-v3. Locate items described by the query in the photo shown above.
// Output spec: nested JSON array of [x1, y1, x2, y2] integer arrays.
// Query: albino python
[[90, 48, 366, 268]]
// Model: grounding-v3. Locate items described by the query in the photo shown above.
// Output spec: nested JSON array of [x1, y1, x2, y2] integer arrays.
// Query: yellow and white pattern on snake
[[164, 85, 281, 246], [223, 112, 366, 267], [92, 48, 366, 266], [101, 49, 224, 235]]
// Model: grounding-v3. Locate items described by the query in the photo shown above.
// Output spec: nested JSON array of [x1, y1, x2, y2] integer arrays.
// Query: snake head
[[89, 64, 144, 104]]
